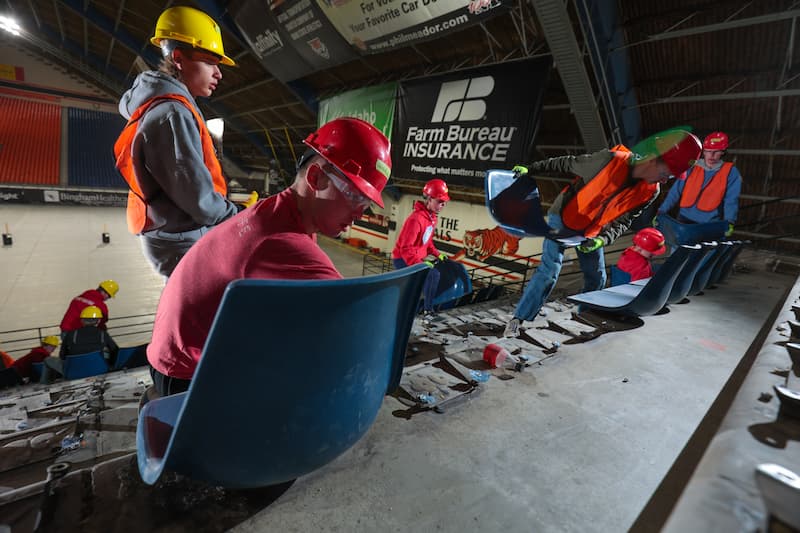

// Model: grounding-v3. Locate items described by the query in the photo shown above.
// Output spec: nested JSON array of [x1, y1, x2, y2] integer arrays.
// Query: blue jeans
[[513, 214, 606, 321], [393, 258, 440, 312]]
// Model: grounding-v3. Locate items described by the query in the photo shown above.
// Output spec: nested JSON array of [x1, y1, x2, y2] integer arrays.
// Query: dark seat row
[[568, 241, 746, 317]]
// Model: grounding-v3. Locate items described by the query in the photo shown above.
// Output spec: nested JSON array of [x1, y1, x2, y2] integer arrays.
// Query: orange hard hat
[[423, 178, 450, 201], [303, 118, 391, 208], [703, 131, 728, 151], [633, 227, 666, 255]]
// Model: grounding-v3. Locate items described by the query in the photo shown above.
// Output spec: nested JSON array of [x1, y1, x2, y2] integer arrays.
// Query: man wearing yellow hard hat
[[60, 279, 118, 333], [10, 336, 60, 382], [114, 6, 257, 280]]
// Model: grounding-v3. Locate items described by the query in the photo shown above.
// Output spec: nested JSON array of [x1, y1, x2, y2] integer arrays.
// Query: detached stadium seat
[[136, 264, 428, 488]]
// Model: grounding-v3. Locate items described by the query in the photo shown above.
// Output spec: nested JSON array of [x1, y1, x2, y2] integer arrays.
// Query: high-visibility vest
[[679, 162, 732, 212], [113, 94, 227, 234], [561, 145, 659, 237]]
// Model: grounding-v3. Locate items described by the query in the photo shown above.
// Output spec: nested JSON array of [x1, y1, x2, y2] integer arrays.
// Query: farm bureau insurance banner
[[317, 0, 509, 53], [392, 57, 551, 186], [317, 83, 397, 139]]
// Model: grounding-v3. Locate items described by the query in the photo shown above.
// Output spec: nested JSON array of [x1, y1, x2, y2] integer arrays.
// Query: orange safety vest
[[561, 145, 659, 237], [679, 162, 732, 212], [113, 94, 227, 234]]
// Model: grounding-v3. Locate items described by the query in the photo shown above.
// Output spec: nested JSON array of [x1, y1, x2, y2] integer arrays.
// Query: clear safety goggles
[[322, 166, 371, 209]]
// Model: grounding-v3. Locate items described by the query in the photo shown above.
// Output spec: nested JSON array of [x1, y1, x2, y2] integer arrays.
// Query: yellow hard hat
[[150, 6, 235, 66], [99, 279, 119, 297], [80, 306, 104, 319], [42, 335, 60, 346]]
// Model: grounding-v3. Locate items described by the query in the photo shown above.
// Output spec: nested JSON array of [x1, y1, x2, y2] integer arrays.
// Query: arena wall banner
[[317, 82, 397, 139], [232, 0, 359, 82], [317, 0, 509, 53], [232, 0, 510, 80], [392, 57, 551, 186], [0, 186, 127, 207]]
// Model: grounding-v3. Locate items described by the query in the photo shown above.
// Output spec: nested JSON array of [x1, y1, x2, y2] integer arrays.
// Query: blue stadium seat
[[567, 245, 695, 317], [666, 243, 717, 304], [431, 260, 472, 308], [706, 241, 743, 287], [31, 362, 44, 382], [113, 343, 149, 370], [655, 214, 729, 246], [62, 351, 108, 380], [136, 264, 429, 488], [689, 242, 735, 296]]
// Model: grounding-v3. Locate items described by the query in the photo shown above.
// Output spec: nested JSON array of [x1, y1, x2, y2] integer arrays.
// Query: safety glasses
[[321, 165, 371, 209]]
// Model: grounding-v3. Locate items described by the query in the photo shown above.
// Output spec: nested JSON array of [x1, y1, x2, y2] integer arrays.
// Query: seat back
[[138, 264, 428, 488], [621, 244, 695, 315], [31, 362, 45, 382], [431, 260, 473, 307], [716, 240, 748, 283], [609, 265, 632, 287], [485, 170, 556, 237], [568, 245, 694, 316], [706, 241, 741, 287], [656, 214, 728, 246], [689, 242, 733, 295], [113, 343, 149, 370], [666, 243, 716, 304], [62, 351, 108, 380]]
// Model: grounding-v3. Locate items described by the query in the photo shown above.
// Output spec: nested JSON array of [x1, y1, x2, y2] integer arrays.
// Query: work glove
[[423, 260, 435, 268], [725, 223, 734, 237], [576, 237, 604, 254], [437, 252, 448, 261], [240, 191, 259, 208], [512, 165, 529, 176]]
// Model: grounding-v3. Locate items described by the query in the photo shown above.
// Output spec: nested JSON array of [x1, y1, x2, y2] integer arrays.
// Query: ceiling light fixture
[[0, 15, 21, 36]]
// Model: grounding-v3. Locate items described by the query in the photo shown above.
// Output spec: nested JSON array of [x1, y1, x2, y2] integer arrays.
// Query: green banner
[[317, 82, 397, 141]]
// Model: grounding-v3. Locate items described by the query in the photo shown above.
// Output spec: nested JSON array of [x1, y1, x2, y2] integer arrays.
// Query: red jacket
[[60, 289, 109, 332], [392, 201, 439, 265], [616, 247, 653, 281], [11, 347, 51, 379]]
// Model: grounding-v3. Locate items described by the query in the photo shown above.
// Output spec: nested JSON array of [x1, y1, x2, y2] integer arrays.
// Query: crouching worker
[[392, 178, 450, 317], [146, 117, 392, 397], [11, 336, 60, 382], [613, 228, 666, 285], [62, 305, 120, 362]]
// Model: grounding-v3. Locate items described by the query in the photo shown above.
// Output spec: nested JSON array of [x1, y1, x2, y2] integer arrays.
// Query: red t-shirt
[[392, 200, 439, 265], [60, 289, 109, 332], [11, 346, 51, 379], [147, 189, 342, 380], [616, 247, 654, 281]]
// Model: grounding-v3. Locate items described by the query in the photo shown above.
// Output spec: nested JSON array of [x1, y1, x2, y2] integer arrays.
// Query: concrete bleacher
[[1, 204, 800, 531]]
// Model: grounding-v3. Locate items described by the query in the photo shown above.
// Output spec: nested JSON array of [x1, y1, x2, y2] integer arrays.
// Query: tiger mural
[[457, 226, 521, 261]]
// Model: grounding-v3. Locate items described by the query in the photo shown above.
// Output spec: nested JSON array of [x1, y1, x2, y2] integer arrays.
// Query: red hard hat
[[658, 130, 702, 177], [633, 227, 666, 255], [303, 117, 391, 208], [423, 178, 450, 201], [703, 131, 728, 151]]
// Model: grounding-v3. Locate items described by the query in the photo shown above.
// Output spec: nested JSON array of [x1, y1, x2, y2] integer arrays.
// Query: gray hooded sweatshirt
[[118, 70, 239, 234]]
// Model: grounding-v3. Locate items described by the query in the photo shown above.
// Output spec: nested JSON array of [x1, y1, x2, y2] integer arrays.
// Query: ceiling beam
[[647, 9, 800, 42], [531, 0, 607, 151]]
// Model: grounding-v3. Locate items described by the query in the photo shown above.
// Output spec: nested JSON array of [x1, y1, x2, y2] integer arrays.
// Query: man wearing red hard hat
[[504, 129, 701, 337], [656, 131, 741, 239], [392, 178, 450, 317], [146, 117, 392, 396]]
